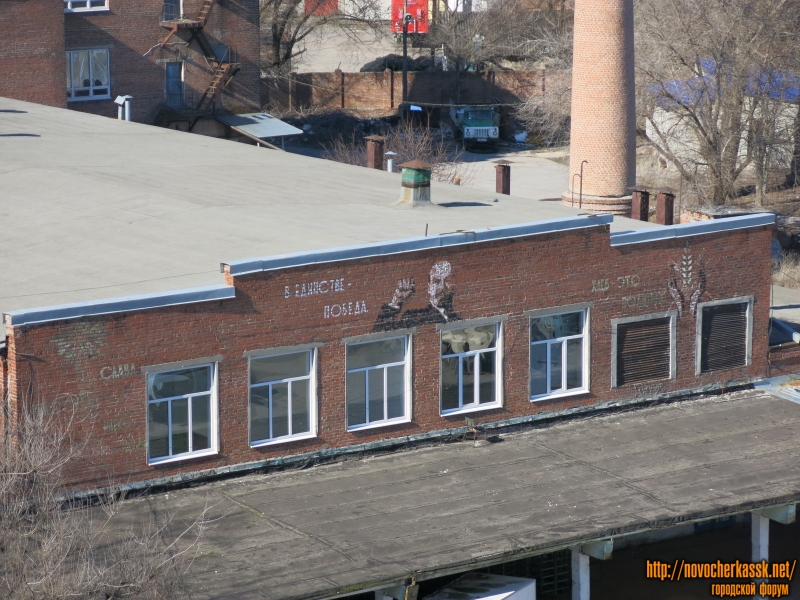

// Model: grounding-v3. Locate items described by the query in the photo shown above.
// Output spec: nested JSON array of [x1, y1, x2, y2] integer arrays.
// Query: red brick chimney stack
[[563, 0, 636, 215]]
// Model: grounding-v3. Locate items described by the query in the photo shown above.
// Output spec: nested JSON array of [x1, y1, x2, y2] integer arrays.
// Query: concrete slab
[[772, 285, 800, 326], [110, 389, 800, 600]]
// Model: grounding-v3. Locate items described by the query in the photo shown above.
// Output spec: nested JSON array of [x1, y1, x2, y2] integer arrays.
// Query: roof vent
[[395, 160, 435, 208]]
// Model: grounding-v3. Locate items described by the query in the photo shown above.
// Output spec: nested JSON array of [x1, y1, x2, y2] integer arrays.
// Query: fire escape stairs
[[156, 0, 241, 129]]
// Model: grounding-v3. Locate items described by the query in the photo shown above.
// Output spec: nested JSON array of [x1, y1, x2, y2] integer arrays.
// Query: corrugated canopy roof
[[216, 112, 303, 138]]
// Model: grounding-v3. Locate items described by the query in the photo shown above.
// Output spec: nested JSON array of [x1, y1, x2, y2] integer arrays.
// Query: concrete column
[[751, 512, 769, 562], [562, 0, 636, 215], [571, 548, 590, 600], [365, 136, 385, 170]]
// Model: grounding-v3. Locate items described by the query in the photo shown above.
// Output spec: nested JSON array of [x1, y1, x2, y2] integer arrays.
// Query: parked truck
[[450, 104, 500, 152]]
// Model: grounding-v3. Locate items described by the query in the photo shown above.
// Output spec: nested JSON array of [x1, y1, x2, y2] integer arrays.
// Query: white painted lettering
[[284, 286, 290, 298]]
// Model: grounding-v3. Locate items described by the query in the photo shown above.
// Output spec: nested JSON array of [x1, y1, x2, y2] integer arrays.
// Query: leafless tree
[[0, 399, 210, 600], [261, 0, 385, 74], [323, 119, 475, 184], [429, 0, 571, 73], [636, 0, 800, 205]]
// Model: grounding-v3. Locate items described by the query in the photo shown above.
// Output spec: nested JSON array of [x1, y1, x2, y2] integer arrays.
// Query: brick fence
[[261, 69, 547, 113]]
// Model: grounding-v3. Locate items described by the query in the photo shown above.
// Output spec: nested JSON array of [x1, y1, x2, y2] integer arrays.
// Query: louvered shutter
[[616, 317, 671, 386], [700, 303, 748, 373]]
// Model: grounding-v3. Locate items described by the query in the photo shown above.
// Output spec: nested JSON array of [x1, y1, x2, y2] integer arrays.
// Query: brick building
[[0, 0, 260, 126], [0, 99, 775, 490]]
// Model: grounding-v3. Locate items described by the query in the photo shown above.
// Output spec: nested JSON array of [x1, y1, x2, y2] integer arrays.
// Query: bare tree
[[636, 0, 800, 205], [429, 0, 571, 73], [323, 119, 475, 184], [0, 399, 210, 600], [261, 0, 385, 74]]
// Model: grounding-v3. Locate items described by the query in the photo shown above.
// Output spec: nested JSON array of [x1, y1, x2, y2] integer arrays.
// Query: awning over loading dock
[[118, 389, 800, 600], [215, 112, 302, 141]]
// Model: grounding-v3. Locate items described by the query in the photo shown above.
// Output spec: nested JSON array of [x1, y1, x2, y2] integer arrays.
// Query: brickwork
[[0, 0, 66, 107], [565, 0, 635, 201], [3, 224, 772, 490], [63, 0, 260, 123], [262, 70, 544, 113]]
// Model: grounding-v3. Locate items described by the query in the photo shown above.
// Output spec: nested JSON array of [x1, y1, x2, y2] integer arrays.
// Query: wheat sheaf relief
[[667, 244, 706, 317]]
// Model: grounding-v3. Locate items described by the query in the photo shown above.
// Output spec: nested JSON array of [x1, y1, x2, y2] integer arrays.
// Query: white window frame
[[66, 48, 111, 101], [695, 296, 754, 376], [526, 304, 590, 402], [143, 359, 220, 466], [247, 346, 318, 447], [611, 311, 678, 388], [345, 333, 412, 432], [64, 0, 110, 13], [439, 317, 505, 416]]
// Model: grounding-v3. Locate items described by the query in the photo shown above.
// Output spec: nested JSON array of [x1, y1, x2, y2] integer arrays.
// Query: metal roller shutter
[[700, 303, 748, 373], [617, 317, 671, 386]]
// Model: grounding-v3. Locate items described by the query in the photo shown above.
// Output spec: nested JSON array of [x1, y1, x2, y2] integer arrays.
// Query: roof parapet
[[610, 213, 775, 246]]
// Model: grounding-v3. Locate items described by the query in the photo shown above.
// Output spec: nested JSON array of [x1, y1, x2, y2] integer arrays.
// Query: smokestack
[[655, 189, 675, 225], [395, 160, 434, 208], [494, 159, 512, 195], [365, 135, 385, 170], [562, 0, 636, 215]]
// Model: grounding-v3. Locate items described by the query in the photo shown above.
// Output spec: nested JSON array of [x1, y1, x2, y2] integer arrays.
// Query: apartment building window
[[66, 49, 110, 101], [147, 364, 217, 464], [250, 350, 315, 446], [529, 309, 588, 400], [441, 322, 503, 414], [64, 0, 109, 13], [612, 313, 677, 387], [697, 298, 753, 374], [346, 336, 410, 430]]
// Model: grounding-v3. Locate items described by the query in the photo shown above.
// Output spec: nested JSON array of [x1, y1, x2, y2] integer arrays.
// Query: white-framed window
[[441, 322, 503, 415], [66, 49, 110, 101], [696, 297, 753, 375], [529, 309, 588, 400], [146, 363, 217, 464], [346, 336, 411, 430], [64, 0, 110, 13], [249, 350, 316, 446], [611, 312, 677, 388]]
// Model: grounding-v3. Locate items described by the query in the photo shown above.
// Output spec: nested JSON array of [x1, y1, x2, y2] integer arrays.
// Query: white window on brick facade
[[147, 364, 217, 464], [66, 49, 110, 101], [346, 336, 410, 430], [249, 350, 316, 446], [529, 310, 588, 400], [63, 0, 110, 13], [441, 323, 503, 415]]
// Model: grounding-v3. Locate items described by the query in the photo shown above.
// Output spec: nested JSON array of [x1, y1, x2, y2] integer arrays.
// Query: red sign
[[391, 0, 429, 33]]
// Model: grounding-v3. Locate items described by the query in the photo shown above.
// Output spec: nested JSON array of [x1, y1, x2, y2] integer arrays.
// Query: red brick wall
[[6, 224, 772, 489], [0, 0, 66, 107], [64, 0, 260, 124], [263, 70, 544, 113]]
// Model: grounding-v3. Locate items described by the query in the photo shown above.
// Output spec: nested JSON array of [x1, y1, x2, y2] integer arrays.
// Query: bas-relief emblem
[[374, 260, 460, 331], [667, 244, 706, 317]]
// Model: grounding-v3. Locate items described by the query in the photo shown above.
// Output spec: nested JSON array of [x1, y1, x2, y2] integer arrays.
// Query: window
[[530, 310, 587, 400], [441, 323, 502, 414], [697, 298, 752, 374], [64, 0, 109, 12], [66, 49, 110, 101], [346, 336, 410, 430], [147, 364, 216, 463], [250, 351, 315, 445], [612, 313, 676, 387]]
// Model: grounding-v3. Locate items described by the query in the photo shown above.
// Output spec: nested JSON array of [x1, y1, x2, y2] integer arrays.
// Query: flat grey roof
[[113, 389, 800, 600], [0, 97, 657, 317], [215, 112, 303, 138]]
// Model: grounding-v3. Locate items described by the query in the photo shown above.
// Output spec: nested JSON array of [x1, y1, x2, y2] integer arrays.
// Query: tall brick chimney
[[562, 0, 636, 215]]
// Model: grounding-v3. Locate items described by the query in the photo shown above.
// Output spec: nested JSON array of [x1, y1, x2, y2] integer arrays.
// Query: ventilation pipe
[[114, 95, 133, 121], [385, 151, 397, 173], [656, 188, 676, 225], [395, 160, 434, 208], [629, 187, 650, 222]]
